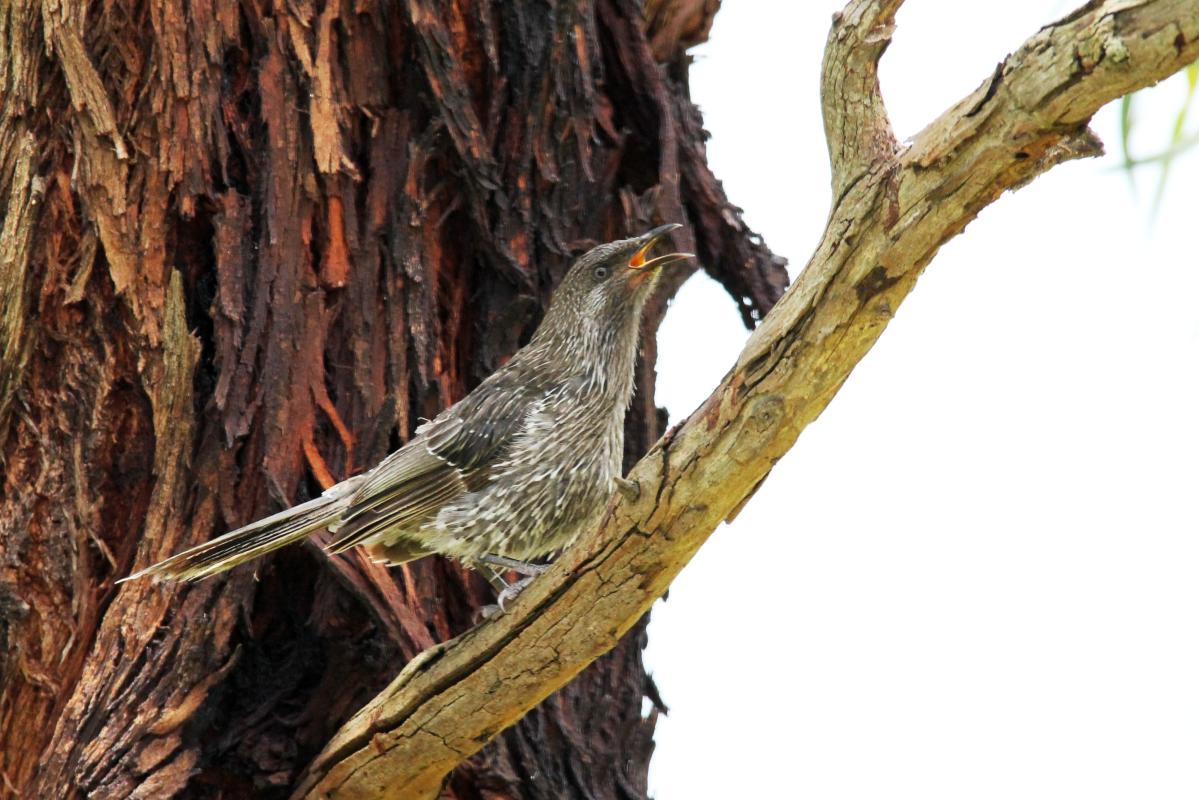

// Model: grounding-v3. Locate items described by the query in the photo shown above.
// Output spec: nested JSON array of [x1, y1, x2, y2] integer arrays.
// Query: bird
[[122, 225, 692, 598]]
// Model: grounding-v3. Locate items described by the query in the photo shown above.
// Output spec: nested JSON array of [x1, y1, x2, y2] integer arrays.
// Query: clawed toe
[[495, 576, 536, 611], [472, 555, 548, 617]]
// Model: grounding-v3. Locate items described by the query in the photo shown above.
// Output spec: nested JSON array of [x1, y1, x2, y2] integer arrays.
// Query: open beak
[[628, 223, 693, 280]]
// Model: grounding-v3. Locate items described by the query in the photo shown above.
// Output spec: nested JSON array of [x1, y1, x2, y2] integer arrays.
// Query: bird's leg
[[494, 576, 537, 612], [473, 555, 550, 617], [470, 559, 511, 594], [477, 553, 550, 578], [470, 560, 514, 621], [614, 476, 640, 501]]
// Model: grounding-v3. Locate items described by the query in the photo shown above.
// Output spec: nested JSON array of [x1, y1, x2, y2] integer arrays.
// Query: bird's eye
[[593, 265, 609, 280]]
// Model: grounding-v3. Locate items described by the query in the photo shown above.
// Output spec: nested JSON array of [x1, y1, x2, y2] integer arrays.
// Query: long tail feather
[[121, 481, 359, 582]]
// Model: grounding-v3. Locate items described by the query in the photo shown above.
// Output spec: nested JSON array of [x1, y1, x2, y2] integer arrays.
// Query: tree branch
[[822, 0, 901, 199], [294, 1, 1199, 796]]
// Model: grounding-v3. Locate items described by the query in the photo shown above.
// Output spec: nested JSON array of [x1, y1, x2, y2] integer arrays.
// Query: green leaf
[[1151, 60, 1199, 213], [1119, 94, 1135, 180]]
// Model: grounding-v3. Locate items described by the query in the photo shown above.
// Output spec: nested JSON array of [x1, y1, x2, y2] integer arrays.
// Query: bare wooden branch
[[293, 0, 1199, 796], [822, 0, 902, 200]]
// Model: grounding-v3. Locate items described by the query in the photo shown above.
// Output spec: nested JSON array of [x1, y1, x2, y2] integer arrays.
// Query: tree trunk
[[0, 1, 786, 798]]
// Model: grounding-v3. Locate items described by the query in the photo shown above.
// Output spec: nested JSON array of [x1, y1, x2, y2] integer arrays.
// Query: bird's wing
[[325, 444, 465, 554], [327, 364, 549, 553]]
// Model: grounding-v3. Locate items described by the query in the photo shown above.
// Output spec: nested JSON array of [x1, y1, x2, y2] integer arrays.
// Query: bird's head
[[542, 224, 693, 334]]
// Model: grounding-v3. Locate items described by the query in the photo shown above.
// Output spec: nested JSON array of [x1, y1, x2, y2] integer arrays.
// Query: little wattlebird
[[123, 225, 692, 603]]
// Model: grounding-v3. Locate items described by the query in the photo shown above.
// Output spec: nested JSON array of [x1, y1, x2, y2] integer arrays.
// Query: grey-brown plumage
[[123, 225, 691, 583]]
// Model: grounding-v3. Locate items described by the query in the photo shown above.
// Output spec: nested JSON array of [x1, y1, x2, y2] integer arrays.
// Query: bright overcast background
[[645, 2, 1199, 799]]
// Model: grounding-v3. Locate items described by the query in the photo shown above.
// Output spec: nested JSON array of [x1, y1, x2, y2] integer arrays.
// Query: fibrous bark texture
[[286, 0, 1199, 797], [0, 1, 786, 798]]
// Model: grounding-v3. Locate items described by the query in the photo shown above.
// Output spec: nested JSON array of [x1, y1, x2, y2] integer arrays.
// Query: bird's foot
[[615, 476, 640, 501], [498, 576, 537, 611], [478, 575, 538, 619], [474, 555, 549, 618]]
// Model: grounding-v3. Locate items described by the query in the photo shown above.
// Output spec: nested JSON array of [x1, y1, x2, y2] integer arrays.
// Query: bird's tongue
[[627, 266, 654, 289]]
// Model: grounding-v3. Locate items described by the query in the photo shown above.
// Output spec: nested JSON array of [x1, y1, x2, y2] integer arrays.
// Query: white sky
[[646, 2, 1199, 798]]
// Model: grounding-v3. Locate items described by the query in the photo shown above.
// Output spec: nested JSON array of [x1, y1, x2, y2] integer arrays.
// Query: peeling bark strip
[[292, 0, 1199, 796], [0, 1, 784, 798]]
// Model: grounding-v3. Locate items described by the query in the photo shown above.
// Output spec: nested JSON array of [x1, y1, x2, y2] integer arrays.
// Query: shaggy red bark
[[0, 1, 784, 797]]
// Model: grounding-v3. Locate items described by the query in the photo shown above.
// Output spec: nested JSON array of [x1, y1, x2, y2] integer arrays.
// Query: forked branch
[[295, 1, 1199, 796]]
